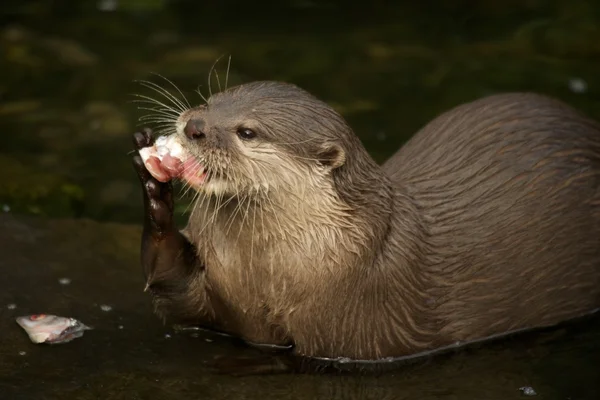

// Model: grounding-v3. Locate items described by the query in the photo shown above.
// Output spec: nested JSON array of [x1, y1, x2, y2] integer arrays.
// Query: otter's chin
[[192, 177, 233, 196]]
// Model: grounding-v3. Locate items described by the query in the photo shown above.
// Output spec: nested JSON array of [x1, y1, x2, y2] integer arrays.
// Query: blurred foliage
[[1, 0, 600, 223]]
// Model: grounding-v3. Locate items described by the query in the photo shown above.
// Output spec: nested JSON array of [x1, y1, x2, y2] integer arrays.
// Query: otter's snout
[[184, 119, 206, 140]]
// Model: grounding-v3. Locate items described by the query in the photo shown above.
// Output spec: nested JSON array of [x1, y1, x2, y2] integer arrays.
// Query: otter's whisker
[[135, 83, 186, 115], [249, 193, 258, 268], [136, 79, 188, 113], [137, 115, 175, 123], [140, 122, 176, 134], [225, 193, 247, 236], [180, 159, 200, 176], [179, 180, 196, 205], [180, 190, 199, 216], [131, 107, 180, 121], [178, 159, 204, 202], [257, 193, 266, 243], [211, 194, 236, 229], [207, 54, 225, 97], [193, 191, 211, 239], [128, 98, 180, 114], [207, 182, 225, 229], [225, 55, 232, 90], [131, 94, 182, 117], [210, 191, 235, 231], [133, 121, 177, 136], [195, 86, 209, 104], [198, 192, 221, 239], [130, 105, 180, 120], [130, 98, 181, 113], [263, 187, 286, 241], [214, 68, 222, 94], [260, 190, 287, 276], [136, 118, 176, 128], [221, 169, 243, 235], [150, 72, 192, 109], [137, 120, 176, 129], [136, 106, 181, 118], [235, 190, 253, 245]]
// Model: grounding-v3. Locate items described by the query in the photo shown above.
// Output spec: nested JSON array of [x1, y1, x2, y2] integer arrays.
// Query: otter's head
[[173, 81, 369, 200]]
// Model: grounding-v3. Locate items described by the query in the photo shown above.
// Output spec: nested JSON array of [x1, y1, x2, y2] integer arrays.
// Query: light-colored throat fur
[[179, 138, 435, 358], [187, 171, 373, 296]]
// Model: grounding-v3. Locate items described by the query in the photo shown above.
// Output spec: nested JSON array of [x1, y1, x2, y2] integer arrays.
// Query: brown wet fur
[[131, 81, 600, 365]]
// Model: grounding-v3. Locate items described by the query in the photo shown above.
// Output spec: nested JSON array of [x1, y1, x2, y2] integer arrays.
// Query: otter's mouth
[[138, 135, 208, 188], [180, 157, 208, 188]]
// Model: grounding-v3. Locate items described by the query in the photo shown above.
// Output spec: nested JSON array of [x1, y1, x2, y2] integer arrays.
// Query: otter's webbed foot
[[132, 129, 199, 291]]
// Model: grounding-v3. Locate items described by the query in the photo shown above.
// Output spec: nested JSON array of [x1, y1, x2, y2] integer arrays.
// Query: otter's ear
[[317, 143, 346, 169]]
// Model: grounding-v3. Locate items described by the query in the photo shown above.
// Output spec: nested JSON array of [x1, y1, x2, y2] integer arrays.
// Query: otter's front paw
[[132, 129, 174, 239]]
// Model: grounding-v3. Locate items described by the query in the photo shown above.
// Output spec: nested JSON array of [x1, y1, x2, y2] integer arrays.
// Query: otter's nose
[[184, 119, 206, 140]]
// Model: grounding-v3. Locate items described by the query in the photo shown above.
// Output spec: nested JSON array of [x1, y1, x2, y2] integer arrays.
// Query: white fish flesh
[[16, 314, 92, 344], [138, 134, 184, 164], [137, 134, 206, 186]]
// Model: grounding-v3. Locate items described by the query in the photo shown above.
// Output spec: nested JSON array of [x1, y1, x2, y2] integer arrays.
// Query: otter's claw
[[132, 130, 174, 238], [132, 128, 154, 150], [132, 128, 199, 299]]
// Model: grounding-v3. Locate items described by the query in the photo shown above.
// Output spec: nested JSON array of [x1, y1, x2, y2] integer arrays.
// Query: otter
[[131, 81, 600, 366]]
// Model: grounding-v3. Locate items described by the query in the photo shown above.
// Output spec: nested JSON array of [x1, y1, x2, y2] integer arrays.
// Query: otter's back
[[384, 93, 600, 342]]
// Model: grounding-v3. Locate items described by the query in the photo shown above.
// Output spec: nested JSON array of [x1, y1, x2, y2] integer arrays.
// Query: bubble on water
[[568, 77, 587, 94], [99, 304, 112, 312], [519, 386, 537, 396], [2, 204, 10, 212], [58, 278, 71, 285], [204, 338, 213, 343], [7, 303, 17, 310], [18, 351, 26, 356], [164, 334, 172, 339], [118, 325, 124, 330]]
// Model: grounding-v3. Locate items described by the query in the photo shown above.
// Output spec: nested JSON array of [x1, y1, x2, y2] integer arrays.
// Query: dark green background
[[2, 0, 599, 224]]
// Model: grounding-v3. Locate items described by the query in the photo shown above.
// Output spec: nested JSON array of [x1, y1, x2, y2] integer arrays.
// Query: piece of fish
[[16, 314, 92, 344], [138, 134, 190, 182], [138, 134, 184, 164]]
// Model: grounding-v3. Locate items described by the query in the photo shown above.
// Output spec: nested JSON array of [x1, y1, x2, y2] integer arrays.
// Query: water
[[1, 1, 600, 398]]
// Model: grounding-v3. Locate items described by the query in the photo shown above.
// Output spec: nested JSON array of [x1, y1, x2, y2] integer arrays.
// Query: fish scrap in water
[[16, 314, 92, 344]]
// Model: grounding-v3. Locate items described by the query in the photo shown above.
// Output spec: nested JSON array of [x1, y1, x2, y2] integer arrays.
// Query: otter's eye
[[236, 127, 257, 140]]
